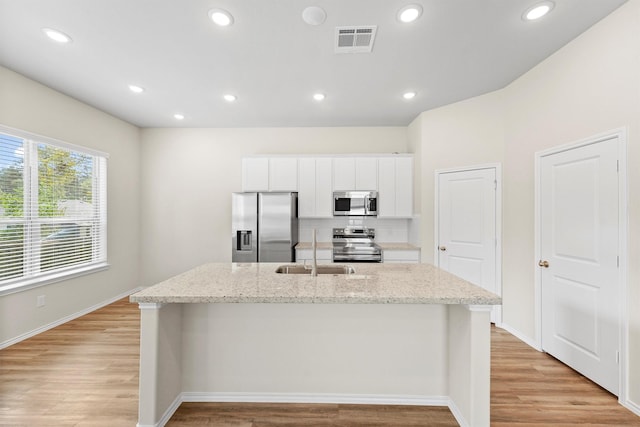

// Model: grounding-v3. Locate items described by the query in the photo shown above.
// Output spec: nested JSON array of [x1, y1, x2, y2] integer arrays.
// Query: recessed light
[[523, 1, 554, 21], [174, 113, 185, 120], [209, 9, 234, 26], [223, 94, 237, 102], [403, 92, 417, 100], [42, 28, 72, 43], [302, 6, 327, 26], [397, 5, 423, 23], [128, 85, 144, 94], [313, 93, 326, 101]]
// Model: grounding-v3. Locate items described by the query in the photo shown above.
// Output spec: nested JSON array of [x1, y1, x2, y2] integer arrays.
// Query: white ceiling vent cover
[[335, 26, 377, 53]]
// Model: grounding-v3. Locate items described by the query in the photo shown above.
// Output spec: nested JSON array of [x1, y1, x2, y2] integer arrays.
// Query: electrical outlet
[[36, 295, 45, 307]]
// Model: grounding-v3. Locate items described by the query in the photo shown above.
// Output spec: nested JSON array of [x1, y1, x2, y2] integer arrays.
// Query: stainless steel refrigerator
[[231, 192, 298, 262]]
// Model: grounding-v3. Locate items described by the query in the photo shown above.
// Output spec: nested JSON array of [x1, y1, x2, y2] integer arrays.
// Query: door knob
[[538, 260, 549, 268], [439, 246, 447, 251]]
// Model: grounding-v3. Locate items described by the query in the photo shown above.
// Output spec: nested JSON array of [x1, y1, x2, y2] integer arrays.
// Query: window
[[0, 126, 108, 294]]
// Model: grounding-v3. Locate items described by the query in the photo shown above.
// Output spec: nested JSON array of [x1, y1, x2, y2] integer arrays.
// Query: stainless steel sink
[[275, 264, 355, 275]]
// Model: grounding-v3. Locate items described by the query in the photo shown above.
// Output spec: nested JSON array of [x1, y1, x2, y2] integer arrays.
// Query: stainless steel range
[[332, 227, 382, 263]]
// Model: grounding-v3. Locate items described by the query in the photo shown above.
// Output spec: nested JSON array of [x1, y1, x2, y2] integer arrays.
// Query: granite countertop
[[130, 262, 501, 306], [377, 242, 420, 250], [296, 242, 419, 250], [295, 242, 333, 250]]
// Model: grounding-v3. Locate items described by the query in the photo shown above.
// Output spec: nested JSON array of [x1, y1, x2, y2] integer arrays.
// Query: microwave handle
[[366, 196, 376, 213]]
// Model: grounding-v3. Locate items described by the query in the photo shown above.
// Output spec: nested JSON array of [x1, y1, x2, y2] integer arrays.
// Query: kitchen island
[[130, 262, 501, 427]]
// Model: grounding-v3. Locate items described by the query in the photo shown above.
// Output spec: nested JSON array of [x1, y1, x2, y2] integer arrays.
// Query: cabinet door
[[296, 248, 333, 263], [377, 156, 413, 217], [333, 158, 355, 190], [298, 158, 316, 217], [395, 157, 413, 217], [377, 157, 396, 217], [382, 249, 420, 263], [242, 158, 269, 192], [356, 157, 378, 190], [315, 158, 333, 217], [269, 158, 298, 191]]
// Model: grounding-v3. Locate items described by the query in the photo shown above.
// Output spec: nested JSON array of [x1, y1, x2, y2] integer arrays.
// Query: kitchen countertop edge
[[130, 262, 500, 306], [296, 242, 420, 250], [130, 295, 499, 305]]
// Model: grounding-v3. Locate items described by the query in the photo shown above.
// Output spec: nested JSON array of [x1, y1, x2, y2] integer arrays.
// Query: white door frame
[[434, 163, 503, 325], [534, 128, 628, 403]]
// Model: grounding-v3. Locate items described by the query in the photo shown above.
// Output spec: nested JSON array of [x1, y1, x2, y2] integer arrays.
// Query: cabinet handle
[[538, 260, 549, 268], [439, 246, 447, 251]]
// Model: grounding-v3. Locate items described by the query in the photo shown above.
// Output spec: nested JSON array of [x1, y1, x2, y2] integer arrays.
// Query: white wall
[[2, 0, 639, 408], [412, 91, 505, 264], [409, 0, 640, 407], [407, 114, 423, 218], [502, 0, 640, 405], [0, 66, 141, 345], [139, 127, 408, 286]]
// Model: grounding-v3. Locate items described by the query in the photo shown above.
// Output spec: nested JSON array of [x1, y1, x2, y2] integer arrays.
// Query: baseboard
[[136, 393, 182, 427], [622, 398, 640, 417], [447, 398, 469, 427], [498, 322, 541, 351], [181, 392, 450, 407], [141, 392, 457, 426], [0, 286, 143, 349]]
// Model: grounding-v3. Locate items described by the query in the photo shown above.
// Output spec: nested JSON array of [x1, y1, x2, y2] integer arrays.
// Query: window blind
[[0, 131, 107, 288]]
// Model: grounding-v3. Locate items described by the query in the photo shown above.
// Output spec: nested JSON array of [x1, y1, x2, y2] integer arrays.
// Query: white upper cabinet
[[242, 157, 297, 192], [395, 156, 413, 217], [242, 157, 269, 192], [242, 154, 412, 218], [315, 158, 333, 217], [333, 157, 378, 191], [378, 157, 396, 216], [356, 157, 378, 190], [298, 157, 332, 218], [377, 156, 413, 217], [269, 157, 298, 191], [332, 158, 356, 190], [298, 158, 315, 217]]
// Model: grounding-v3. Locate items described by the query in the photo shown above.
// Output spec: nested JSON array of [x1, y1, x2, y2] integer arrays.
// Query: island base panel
[[137, 303, 491, 427]]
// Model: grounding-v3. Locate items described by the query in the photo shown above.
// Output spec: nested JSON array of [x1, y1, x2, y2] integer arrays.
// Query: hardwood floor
[[490, 326, 639, 426], [0, 298, 140, 427], [1, 298, 638, 426]]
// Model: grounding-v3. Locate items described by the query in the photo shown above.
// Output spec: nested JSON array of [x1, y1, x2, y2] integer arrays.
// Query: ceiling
[[0, 0, 629, 128]]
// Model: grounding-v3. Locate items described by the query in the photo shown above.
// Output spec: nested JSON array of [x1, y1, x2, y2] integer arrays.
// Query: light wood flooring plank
[[1, 298, 638, 426]]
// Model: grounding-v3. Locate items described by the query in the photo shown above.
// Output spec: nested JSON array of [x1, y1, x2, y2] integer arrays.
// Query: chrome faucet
[[311, 228, 318, 277]]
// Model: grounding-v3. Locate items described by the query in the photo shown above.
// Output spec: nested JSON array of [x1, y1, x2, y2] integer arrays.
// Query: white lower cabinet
[[382, 249, 420, 263], [295, 248, 333, 264], [296, 247, 421, 264]]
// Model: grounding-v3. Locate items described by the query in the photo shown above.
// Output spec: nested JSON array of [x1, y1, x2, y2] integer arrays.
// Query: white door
[[437, 167, 499, 321], [539, 137, 620, 395]]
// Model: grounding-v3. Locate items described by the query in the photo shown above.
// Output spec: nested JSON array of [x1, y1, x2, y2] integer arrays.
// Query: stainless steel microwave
[[333, 191, 378, 216]]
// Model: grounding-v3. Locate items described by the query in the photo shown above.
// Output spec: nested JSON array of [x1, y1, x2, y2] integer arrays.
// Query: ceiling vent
[[335, 26, 377, 53]]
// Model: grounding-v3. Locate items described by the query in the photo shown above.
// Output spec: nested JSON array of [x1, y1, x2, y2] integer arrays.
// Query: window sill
[[0, 262, 110, 297]]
